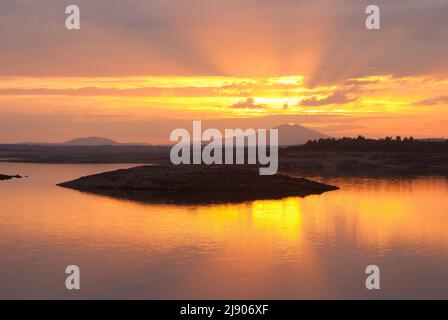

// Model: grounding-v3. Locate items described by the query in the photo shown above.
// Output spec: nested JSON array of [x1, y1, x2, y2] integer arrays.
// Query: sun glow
[[0, 74, 447, 142]]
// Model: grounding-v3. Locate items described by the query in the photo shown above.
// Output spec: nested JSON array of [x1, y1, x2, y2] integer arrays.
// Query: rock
[[0, 174, 23, 180], [57, 165, 338, 204]]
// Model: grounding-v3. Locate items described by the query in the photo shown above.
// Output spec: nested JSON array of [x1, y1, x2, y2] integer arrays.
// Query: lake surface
[[0, 163, 448, 299]]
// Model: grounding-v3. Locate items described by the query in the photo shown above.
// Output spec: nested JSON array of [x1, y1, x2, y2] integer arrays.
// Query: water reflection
[[0, 163, 447, 299]]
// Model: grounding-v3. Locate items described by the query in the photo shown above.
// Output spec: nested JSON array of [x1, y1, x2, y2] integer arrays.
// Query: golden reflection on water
[[1, 163, 448, 299]]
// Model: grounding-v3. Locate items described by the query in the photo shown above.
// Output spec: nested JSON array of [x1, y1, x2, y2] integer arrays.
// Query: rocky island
[[58, 165, 338, 204], [0, 174, 22, 181]]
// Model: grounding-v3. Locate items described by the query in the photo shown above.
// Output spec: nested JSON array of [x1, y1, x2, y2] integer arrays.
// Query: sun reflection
[[251, 198, 303, 244]]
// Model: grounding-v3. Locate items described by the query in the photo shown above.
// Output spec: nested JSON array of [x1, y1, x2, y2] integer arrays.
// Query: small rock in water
[[0, 174, 23, 180]]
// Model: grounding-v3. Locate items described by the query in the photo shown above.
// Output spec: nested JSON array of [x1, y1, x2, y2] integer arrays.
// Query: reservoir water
[[0, 163, 447, 299]]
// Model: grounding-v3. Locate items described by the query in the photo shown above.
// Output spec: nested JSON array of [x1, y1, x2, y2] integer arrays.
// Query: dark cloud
[[343, 78, 381, 86], [312, 124, 365, 133], [230, 98, 265, 109], [414, 95, 448, 106], [300, 91, 358, 107]]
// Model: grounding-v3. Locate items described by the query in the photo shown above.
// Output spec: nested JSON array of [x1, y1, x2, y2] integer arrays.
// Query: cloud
[[230, 98, 265, 109], [414, 95, 448, 106], [0, 86, 228, 97], [0, 0, 447, 83], [300, 91, 358, 107], [312, 124, 365, 133]]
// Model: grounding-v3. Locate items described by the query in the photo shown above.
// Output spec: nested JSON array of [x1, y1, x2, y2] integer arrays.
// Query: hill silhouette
[[275, 124, 329, 146], [62, 137, 121, 146]]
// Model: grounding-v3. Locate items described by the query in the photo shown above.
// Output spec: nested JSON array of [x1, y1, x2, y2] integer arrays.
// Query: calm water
[[0, 163, 448, 299]]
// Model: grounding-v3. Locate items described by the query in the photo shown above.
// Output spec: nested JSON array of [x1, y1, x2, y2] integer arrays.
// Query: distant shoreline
[[1, 143, 447, 177]]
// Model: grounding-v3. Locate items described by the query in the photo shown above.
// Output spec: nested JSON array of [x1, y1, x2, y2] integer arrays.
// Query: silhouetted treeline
[[294, 136, 448, 152]]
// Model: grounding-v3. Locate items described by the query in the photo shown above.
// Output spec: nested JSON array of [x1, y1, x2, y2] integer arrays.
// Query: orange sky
[[0, 0, 447, 143]]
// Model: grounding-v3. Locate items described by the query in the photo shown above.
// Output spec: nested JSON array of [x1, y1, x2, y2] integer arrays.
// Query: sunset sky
[[1, 0, 447, 144]]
